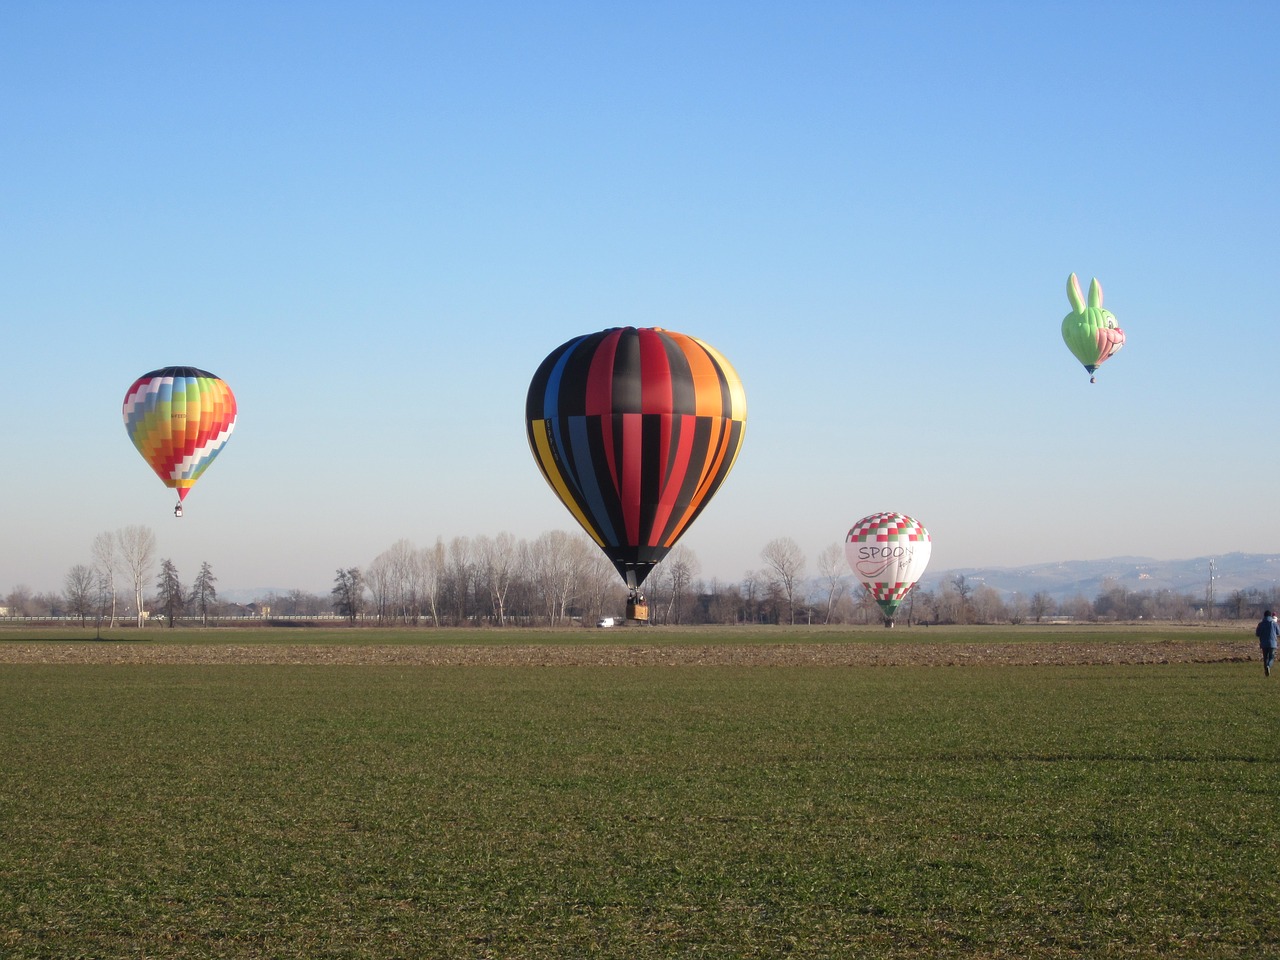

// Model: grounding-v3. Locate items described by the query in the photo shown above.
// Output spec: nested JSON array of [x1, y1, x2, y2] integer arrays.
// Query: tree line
[[4, 530, 1273, 627], [2, 526, 220, 628]]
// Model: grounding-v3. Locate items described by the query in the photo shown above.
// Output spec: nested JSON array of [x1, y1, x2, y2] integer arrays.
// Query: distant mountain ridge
[[917, 552, 1280, 602]]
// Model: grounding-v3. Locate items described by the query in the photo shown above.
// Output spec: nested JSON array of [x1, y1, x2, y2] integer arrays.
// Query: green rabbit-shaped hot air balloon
[[1061, 273, 1125, 383]]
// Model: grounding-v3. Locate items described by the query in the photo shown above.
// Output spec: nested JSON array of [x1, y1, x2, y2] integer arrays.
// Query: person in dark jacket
[[1255, 610, 1278, 676]]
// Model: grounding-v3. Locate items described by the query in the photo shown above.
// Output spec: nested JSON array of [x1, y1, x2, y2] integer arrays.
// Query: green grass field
[[1, 627, 1277, 958]]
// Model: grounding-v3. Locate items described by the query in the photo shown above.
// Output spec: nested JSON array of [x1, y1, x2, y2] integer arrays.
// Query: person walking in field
[[1255, 610, 1278, 676]]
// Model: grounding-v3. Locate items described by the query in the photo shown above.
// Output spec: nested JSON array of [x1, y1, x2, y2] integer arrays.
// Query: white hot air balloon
[[844, 512, 932, 627]]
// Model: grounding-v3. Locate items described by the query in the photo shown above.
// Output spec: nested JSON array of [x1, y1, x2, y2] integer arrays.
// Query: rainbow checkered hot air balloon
[[845, 512, 932, 627], [123, 367, 237, 514], [526, 327, 746, 612]]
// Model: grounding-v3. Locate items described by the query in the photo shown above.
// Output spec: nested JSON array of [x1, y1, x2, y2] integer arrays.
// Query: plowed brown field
[[0, 639, 1253, 667]]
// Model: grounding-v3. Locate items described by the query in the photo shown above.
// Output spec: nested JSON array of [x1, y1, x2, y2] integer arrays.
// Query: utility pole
[[1206, 558, 1216, 620]]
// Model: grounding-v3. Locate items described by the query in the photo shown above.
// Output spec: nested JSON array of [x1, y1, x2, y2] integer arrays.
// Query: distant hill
[[916, 553, 1280, 602]]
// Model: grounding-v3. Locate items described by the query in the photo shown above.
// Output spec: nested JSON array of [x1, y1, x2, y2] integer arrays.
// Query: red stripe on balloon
[[599, 411, 619, 495], [620, 413, 643, 544], [657, 408, 672, 488], [639, 329, 674, 415], [584, 329, 620, 416], [651, 415, 696, 540]]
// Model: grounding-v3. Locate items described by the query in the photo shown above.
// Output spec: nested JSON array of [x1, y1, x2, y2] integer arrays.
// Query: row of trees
[[321, 534, 847, 627], [7, 530, 1274, 627], [330, 532, 625, 626], [6, 526, 161, 627], [322, 534, 1267, 627], [151, 558, 220, 627], [4, 526, 220, 628]]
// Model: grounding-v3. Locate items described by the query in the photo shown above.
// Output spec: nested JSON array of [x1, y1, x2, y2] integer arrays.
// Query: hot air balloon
[[1061, 273, 1125, 383], [845, 512, 931, 627], [122, 367, 237, 516], [526, 327, 746, 621]]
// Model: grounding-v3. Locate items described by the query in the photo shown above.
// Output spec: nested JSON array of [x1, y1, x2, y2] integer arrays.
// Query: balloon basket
[[626, 600, 650, 622]]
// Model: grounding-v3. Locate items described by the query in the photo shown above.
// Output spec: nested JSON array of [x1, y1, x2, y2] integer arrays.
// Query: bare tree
[[260, 589, 327, 617], [385, 539, 419, 624], [418, 539, 446, 625], [28, 592, 61, 617], [331, 567, 366, 624], [815, 543, 848, 625], [445, 537, 474, 625], [761, 537, 806, 625], [402, 547, 427, 625], [909, 588, 937, 625], [367, 539, 420, 625], [190, 561, 218, 627], [971, 584, 1006, 624], [5, 585, 33, 617], [655, 546, 700, 624], [476, 533, 517, 626], [950, 574, 974, 623], [740, 570, 766, 624], [569, 548, 620, 626], [854, 586, 882, 624], [365, 549, 395, 624], [91, 532, 119, 628], [95, 570, 116, 624], [564, 536, 598, 622], [1006, 591, 1029, 625], [704, 577, 741, 625], [529, 530, 586, 625], [1062, 593, 1093, 622], [645, 561, 673, 623], [117, 525, 157, 627], [1029, 591, 1054, 623], [63, 564, 97, 625], [932, 579, 963, 623]]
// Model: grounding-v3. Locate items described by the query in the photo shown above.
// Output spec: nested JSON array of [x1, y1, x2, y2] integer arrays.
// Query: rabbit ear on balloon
[[844, 512, 932, 627]]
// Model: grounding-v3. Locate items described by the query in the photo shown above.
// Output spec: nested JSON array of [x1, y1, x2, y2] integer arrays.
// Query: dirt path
[[0, 640, 1255, 666]]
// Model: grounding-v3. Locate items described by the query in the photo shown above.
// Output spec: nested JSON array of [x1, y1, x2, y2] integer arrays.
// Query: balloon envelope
[[1061, 273, 1125, 379], [123, 366, 237, 502], [844, 512, 932, 621], [526, 327, 746, 588]]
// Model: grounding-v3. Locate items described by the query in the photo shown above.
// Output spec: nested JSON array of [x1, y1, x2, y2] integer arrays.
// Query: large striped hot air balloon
[[122, 366, 237, 516], [526, 327, 746, 619], [845, 512, 932, 627]]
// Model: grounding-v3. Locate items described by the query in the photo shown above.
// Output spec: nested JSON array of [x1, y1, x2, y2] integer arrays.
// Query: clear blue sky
[[3, 1, 1277, 596]]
